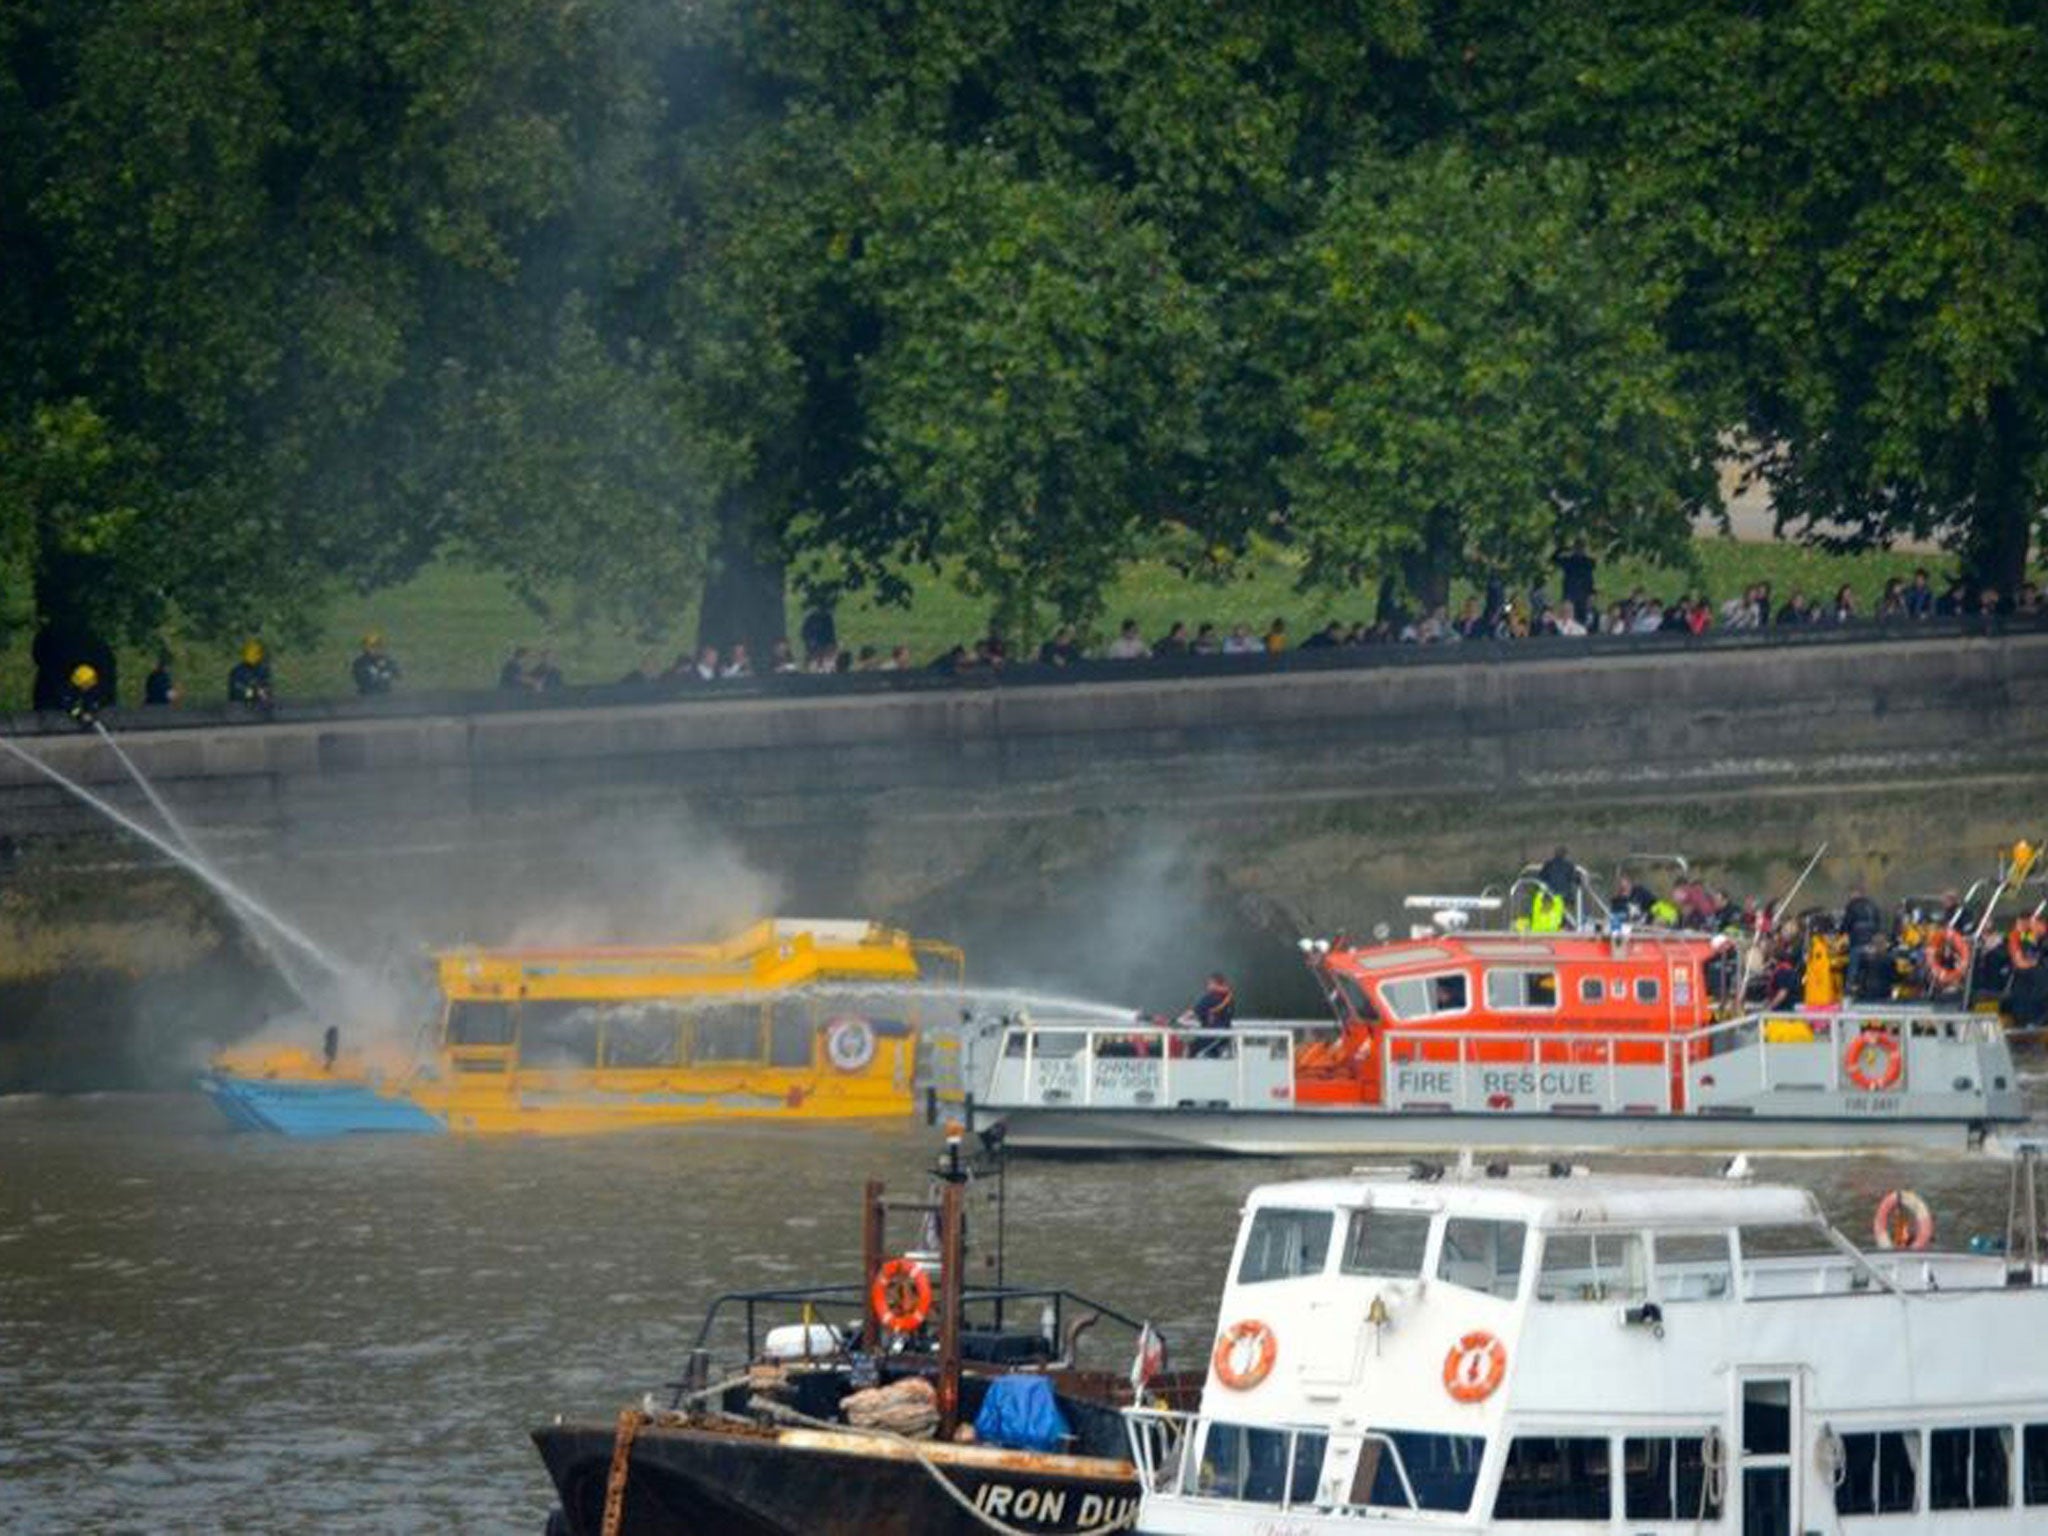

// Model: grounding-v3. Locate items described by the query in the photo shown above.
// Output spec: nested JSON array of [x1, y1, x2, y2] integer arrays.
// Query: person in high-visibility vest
[[1527, 888, 1565, 933], [1803, 931, 1840, 1007]]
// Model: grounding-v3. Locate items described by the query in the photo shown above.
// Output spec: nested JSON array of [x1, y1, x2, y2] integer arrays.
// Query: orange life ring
[[1843, 1029, 1903, 1093], [870, 1256, 933, 1334], [1211, 1319, 1277, 1391], [1873, 1189, 1934, 1251], [2008, 917, 2046, 971], [1925, 928, 1972, 990], [1443, 1330, 1508, 1403]]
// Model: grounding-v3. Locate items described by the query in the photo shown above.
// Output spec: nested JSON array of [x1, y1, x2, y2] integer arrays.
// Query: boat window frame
[[1377, 970, 1472, 1022], [1834, 1426, 1923, 1516], [1235, 1205, 1337, 1285], [1534, 1229, 1649, 1305], [1338, 1206, 1436, 1280], [1621, 1430, 1726, 1521], [1650, 1230, 1736, 1304], [1577, 975, 1604, 1005], [1346, 1427, 1485, 1514], [1490, 1433, 1613, 1521], [1483, 967, 1560, 1012], [1634, 976, 1662, 1004], [1435, 1216, 1528, 1300]]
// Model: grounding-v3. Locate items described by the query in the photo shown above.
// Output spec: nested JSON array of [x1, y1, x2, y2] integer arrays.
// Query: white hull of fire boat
[[972, 1104, 2007, 1156]]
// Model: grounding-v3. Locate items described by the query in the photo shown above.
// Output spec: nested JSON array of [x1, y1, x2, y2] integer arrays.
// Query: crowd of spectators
[[24, 556, 2043, 720], [477, 561, 2043, 693], [892, 563, 2046, 677]]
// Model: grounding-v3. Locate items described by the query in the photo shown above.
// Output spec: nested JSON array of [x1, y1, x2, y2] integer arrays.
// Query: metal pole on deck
[[860, 1179, 885, 1354], [937, 1167, 966, 1438]]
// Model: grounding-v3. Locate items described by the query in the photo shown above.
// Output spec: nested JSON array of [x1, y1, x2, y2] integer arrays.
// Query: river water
[[2, 1090, 2040, 1533]]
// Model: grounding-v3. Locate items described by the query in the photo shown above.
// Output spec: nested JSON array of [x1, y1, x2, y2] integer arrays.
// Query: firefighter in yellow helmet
[[227, 639, 274, 713], [62, 662, 106, 726], [351, 631, 400, 697]]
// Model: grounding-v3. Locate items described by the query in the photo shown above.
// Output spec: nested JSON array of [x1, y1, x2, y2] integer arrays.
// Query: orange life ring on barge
[[1925, 928, 1972, 990], [870, 1256, 933, 1334], [1211, 1319, 1277, 1390], [1873, 1189, 1934, 1251], [2008, 916, 2046, 971], [1843, 1029, 1904, 1093], [1443, 1330, 1508, 1403]]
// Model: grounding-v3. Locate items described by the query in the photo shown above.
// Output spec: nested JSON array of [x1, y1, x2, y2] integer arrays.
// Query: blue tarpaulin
[[973, 1375, 1071, 1452]]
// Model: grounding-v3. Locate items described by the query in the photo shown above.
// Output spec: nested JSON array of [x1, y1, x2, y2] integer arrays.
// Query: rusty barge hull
[[534, 1419, 1141, 1536]]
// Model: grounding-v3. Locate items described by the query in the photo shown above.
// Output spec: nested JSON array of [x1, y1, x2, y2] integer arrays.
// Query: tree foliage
[[4, 0, 2044, 666]]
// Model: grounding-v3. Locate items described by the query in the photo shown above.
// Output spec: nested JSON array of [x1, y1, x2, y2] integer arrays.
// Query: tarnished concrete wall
[[2, 631, 2043, 1085], [3, 630, 2042, 837]]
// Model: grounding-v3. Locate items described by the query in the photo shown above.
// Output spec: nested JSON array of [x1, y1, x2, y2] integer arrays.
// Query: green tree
[[1280, 148, 1717, 612], [1438, 0, 2048, 597], [1, 0, 705, 689]]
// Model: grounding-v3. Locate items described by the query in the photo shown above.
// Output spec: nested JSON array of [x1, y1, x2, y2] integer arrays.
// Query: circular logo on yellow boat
[[825, 1016, 877, 1072]]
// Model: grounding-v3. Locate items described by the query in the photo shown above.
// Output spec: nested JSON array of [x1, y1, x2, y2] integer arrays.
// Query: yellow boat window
[[448, 1001, 514, 1046], [602, 1005, 684, 1067], [769, 1000, 815, 1067], [522, 1002, 604, 1067], [691, 1003, 767, 1063]]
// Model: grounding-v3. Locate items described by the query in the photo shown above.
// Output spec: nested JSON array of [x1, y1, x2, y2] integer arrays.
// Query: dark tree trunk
[[29, 546, 118, 711], [1962, 388, 2034, 608], [694, 495, 788, 666]]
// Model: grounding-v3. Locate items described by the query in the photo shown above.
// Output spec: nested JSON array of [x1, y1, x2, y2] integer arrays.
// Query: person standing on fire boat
[[1188, 972, 1235, 1057]]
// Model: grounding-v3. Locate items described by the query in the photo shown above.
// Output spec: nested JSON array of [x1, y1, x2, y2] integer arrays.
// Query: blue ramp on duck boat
[[198, 1075, 447, 1136]]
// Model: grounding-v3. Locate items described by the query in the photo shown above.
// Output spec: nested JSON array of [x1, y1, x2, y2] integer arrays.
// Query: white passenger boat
[[1125, 1154, 2048, 1534], [960, 927, 2027, 1154]]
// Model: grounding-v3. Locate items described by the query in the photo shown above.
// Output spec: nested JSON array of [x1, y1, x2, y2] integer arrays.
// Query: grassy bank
[[1, 535, 1953, 711]]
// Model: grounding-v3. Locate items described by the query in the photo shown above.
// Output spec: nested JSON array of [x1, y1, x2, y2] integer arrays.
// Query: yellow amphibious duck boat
[[200, 919, 963, 1137]]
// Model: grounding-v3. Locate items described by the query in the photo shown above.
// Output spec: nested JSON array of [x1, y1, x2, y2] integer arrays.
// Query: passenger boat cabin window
[[1535, 1232, 1646, 1303], [1835, 1429, 1920, 1515], [1379, 972, 1469, 1021], [1351, 1430, 1483, 1513], [1930, 1425, 2012, 1511], [1435, 1218, 1526, 1298], [1194, 1423, 1291, 1505], [1633, 977, 1661, 1003], [1339, 1209, 1433, 1278], [769, 1001, 815, 1067], [1238, 1207, 1333, 1283], [1652, 1232, 1733, 1301], [1623, 1435, 1723, 1520], [1577, 976, 1603, 1005], [520, 1001, 604, 1065], [2023, 1424, 2048, 1504], [1483, 969, 1558, 1010], [691, 1003, 764, 1062], [1492, 1436, 1610, 1519], [1288, 1432, 1326, 1507], [446, 1001, 514, 1046], [602, 1004, 686, 1067]]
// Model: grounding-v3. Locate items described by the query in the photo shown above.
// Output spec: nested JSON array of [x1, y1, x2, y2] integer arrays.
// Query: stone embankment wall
[[3, 628, 2045, 877], [2, 630, 2043, 1085]]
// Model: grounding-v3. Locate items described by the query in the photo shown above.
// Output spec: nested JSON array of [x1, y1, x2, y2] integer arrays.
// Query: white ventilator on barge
[[958, 924, 2027, 1154], [1126, 1153, 2048, 1535]]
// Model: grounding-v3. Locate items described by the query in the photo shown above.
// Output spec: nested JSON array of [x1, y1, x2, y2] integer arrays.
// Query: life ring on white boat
[[1212, 1320, 1277, 1391], [1443, 1331, 1508, 1403], [1843, 1030, 1903, 1094], [824, 1016, 878, 1072], [1925, 928, 1972, 991], [1873, 1190, 1934, 1251], [870, 1255, 933, 1333], [2008, 916, 2046, 971]]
